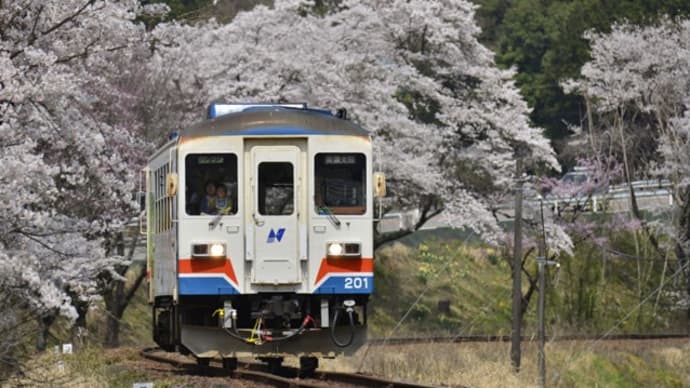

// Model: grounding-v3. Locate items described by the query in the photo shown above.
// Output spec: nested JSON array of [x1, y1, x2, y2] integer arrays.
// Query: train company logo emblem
[[267, 228, 286, 243]]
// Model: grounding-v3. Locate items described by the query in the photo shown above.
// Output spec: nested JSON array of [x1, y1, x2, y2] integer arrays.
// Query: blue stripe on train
[[178, 277, 239, 295], [313, 275, 374, 295]]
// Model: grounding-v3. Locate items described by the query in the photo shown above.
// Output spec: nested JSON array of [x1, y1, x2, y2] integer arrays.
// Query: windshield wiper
[[317, 205, 341, 228], [209, 213, 223, 229]]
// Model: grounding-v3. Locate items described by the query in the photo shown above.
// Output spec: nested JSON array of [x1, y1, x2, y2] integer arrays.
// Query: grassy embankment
[[328, 339, 690, 387], [370, 229, 688, 338], [12, 334, 690, 387]]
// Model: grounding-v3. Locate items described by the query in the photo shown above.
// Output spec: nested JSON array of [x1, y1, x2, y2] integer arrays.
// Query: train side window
[[258, 162, 294, 216], [185, 153, 238, 216], [315, 153, 366, 215]]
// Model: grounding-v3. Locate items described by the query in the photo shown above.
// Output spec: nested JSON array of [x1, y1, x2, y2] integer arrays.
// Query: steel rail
[[140, 347, 438, 387], [368, 333, 690, 345], [237, 359, 438, 388], [314, 370, 439, 388], [139, 347, 324, 387]]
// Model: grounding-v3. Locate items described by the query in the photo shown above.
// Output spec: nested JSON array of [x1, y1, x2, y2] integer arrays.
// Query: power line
[[604, 247, 680, 262]]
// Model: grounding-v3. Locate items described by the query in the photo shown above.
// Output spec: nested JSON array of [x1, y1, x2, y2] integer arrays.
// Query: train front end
[[147, 104, 376, 364]]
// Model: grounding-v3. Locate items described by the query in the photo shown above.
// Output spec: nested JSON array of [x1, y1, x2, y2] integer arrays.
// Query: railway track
[[139, 347, 437, 387], [369, 333, 689, 346], [139, 335, 687, 386]]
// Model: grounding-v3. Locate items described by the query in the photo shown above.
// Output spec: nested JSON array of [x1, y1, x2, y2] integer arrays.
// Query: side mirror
[[374, 172, 386, 198], [166, 173, 178, 197]]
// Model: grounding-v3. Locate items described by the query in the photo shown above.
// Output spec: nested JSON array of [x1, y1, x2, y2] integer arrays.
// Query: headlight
[[326, 242, 361, 258], [209, 243, 226, 258], [192, 243, 226, 258], [327, 242, 344, 256]]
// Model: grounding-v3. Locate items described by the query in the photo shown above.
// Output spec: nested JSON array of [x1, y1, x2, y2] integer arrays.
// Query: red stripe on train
[[178, 258, 239, 285]]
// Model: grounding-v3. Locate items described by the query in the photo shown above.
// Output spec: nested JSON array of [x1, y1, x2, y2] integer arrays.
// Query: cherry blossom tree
[[564, 17, 690, 320], [150, 0, 558, 244], [0, 0, 155, 353]]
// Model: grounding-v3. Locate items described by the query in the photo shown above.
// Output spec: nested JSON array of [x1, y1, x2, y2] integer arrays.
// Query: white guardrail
[[536, 179, 673, 213], [381, 180, 675, 233]]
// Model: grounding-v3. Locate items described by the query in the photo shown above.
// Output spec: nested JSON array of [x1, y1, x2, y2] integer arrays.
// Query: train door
[[249, 145, 301, 284]]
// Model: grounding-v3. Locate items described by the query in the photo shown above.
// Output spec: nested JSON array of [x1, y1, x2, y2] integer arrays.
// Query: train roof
[[180, 107, 370, 138]]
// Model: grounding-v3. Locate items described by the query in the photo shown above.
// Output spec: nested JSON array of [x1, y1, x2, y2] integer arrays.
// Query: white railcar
[[144, 103, 379, 371]]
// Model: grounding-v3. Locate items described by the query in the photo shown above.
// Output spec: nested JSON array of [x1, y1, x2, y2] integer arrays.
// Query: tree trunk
[[36, 313, 56, 351], [373, 197, 442, 250], [104, 232, 126, 348], [103, 264, 147, 348], [616, 108, 641, 220], [70, 298, 89, 348], [104, 279, 125, 348], [105, 310, 121, 348]]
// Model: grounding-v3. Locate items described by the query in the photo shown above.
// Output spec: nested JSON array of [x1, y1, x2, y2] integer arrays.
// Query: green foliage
[[370, 239, 514, 337], [473, 0, 511, 48], [371, 224, 686, 339], [472, 0, 690, 146], [149, 0, 211, 19], [119, 269, 155, 346], [395, 89, 442, 126], [453, 159, 496, 194], [142, 0, 273, 25], [137, 0, 212, 27], [297, 0, 343, 16], [549, 222, 686, 335], [556, 241, 604, 330], [81, 264, 153, 348]]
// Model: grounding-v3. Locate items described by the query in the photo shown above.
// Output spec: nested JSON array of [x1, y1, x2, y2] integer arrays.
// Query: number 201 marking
[[344, 277, 369, 289]]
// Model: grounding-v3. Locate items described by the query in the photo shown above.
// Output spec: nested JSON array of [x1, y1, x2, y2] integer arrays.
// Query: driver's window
[[314, 153, 366, 214], [185, 154, 238, 216]]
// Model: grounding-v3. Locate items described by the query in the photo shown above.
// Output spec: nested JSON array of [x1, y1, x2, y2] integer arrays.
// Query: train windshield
[[315, 153, 366, 215], [259, 162, 294, 216], [185, 153, 238, 216]]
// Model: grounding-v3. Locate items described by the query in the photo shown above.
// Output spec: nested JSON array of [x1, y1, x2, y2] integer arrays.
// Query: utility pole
[[537, 196, 558, 388], [511, 158, 523, 372], [537, 206, 546, 387]]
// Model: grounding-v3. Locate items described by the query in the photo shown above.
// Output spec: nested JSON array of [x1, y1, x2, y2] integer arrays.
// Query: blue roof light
[[207, 103, 308, 119]]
